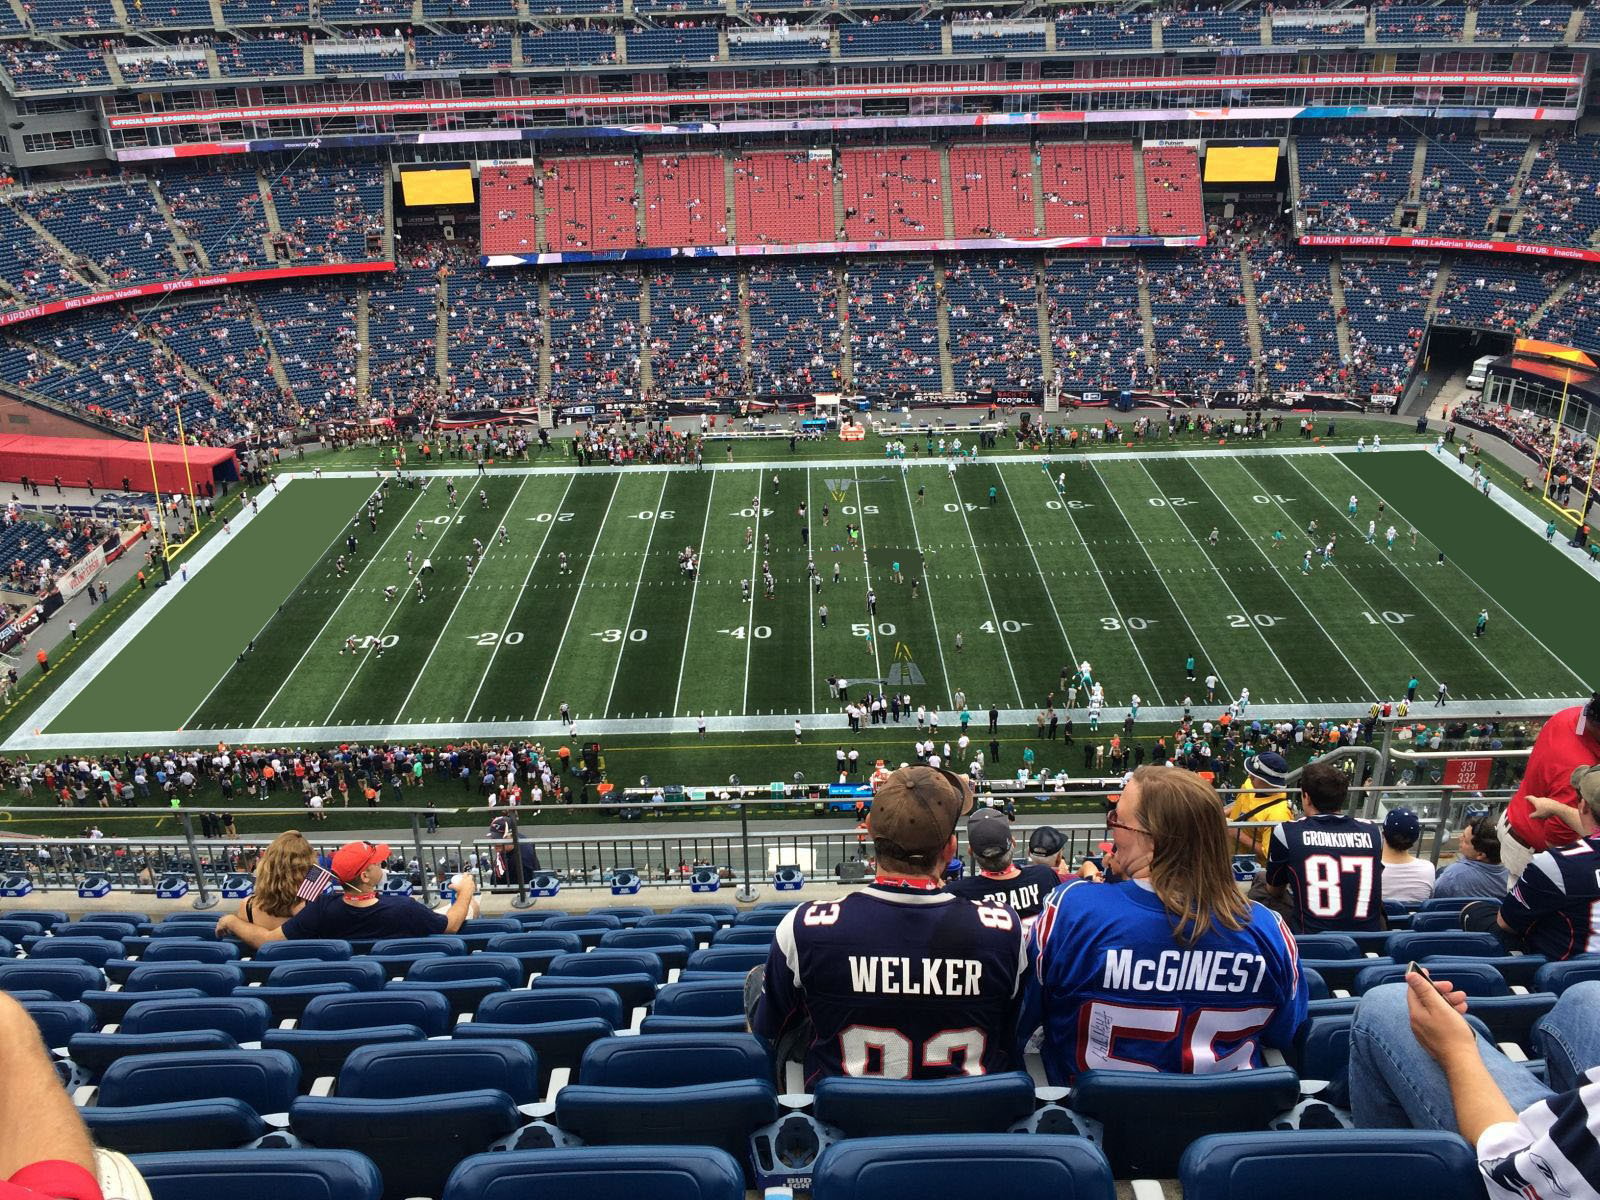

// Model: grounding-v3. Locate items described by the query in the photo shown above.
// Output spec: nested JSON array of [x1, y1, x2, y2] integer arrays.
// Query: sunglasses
[[1105, 809, 1151, 836]]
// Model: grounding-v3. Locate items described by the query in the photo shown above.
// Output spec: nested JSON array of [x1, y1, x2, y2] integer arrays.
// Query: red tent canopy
[[0, 434, 239, 494]]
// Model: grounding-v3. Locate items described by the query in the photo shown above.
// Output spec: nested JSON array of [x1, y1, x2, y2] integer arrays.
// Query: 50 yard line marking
[[672, 470, 719, 717], [535, 474, 623, 721], [467, 473, 576, 722], [603, 474, 670, 718], [851, 466, 884, 689]]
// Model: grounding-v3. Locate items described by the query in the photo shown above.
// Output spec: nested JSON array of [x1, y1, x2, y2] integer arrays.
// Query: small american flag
[[296, 864, 339, 902]]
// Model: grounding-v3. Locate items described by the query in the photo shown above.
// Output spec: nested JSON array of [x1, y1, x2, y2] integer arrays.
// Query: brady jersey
[[1498, 834, 1600, 961], [944, 864, 1063, 930], [1023, 879, 1307, 1084], [752, 885, 1027, 1087], [1266, 813, 1386, 933]]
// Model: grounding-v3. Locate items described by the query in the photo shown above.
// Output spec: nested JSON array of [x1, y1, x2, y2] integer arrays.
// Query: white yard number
[[633, 510, 675, 520], [1148, 496, 1192, 507], [1250, 494, 1295, 505], [979, 620, 1025, 634], [943, 502, 980, 513], [1228, 614, 1281, 628], [598, 629, 649, 643], [852, 623, 896, 637], [362, 635, 398, 649], [841, 505, 879, 515], [1044, 499, 1090, 510], [1303, 854, 1375, 920], [1100, 617, 1150, 631], [527, 512, 574, 523], [471, 631, 525, 647], [839, 1026, 987, 1078], [725, 626, 771, 640], [1361, 611, 1411, 625]]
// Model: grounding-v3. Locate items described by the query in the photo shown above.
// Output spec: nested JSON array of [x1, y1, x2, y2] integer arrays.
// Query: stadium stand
[[1252, 239, 1344, 391], [547, 270, 641, 400], [541, 157, 639, 253], [948, 144, 1037, 239], [1337, 258, 1434, 394], [641, 154, 726, 249], [837, 148, 943, 243], [521, 29, 615, 67], [1146, 242, 1254, 393], [478, 164, 537, 257], [844, 260, 941, 397], [1143, 146, 1206, 236], [1531, 269, 1600, 352], [1518, 134, 1600, 248], [1039, 144, 1140, 238], [445, 265, 542, 402], [1416, 136, 1526, 236], [1043, 257, 1148, 391], [745, 262, 840, 394], [837, 21, 941, 57], [1434, 259, 1564, 332], [645, 266, 743, 400], [732, 151, 832, 246], [944, 257, 1042, 392], [1296, 134, 1417, 235]]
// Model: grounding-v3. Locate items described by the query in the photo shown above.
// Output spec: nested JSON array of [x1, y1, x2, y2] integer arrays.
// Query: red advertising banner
[[1442, 757, 1495, 790], [0, 261, 395, 330], [1299, 233, 1600, 265], [102, 70, 1585, 130]]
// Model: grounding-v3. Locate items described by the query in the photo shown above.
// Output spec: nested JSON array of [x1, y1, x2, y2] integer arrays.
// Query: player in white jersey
[[335, 555, 347, 577], [498, 525, 508, 546], [406, 549, 414, 572], [559, 551, 569, 573], [1366, 520, 1376, 543], [415, 519, 424, 538], [342, 635, 359, 655], [384, 585, 397, 603], [479, 489, 489, 509], [1385, 525, 1397, 549]]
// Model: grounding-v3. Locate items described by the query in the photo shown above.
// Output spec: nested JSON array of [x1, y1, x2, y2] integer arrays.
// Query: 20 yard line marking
[[603, 474, 670, 718], [467, 474, 576, 722], [673, 470, 719, 717]]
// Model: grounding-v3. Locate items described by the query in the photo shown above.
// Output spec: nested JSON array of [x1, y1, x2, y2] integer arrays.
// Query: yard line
[[393, 476, 530, 722], [1284, 457, 1525, 697], [900, 469, 955, 710], [1037, 464, 1162, 703], [944, 467, 1022, 707], [535, 473, 623, 721], [603, 475, 670, 718], [850, 466, 885, 689], [468, 474, 576, 721], [993, 466, 1080, 704], [804, 467, 817, 716], [1180, 461, 1369, 694], [1092, 463, 1232, 699], [1323, 453, 1588, 694], [742, 471, 764, 714], [673, 470, 720, 716]]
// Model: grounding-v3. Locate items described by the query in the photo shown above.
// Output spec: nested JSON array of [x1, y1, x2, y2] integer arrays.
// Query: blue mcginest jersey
[[752, 884, 1028, 1088], [1499, 834, 1600, 961], [1023, 878, 1308, 1084]]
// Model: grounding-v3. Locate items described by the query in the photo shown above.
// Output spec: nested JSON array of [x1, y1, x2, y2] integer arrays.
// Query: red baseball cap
[[330, 840, 390, 884]]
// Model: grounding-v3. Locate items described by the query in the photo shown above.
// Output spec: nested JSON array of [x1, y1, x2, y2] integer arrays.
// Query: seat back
[[148, 923, 219, 941], [267, 961, 388, 992], [601, 927, 697, 954], [0, 959, 103, 1000], [1408, 911, 1464, 932], [19, 999, 94, 1049], [579, 1032, 769, 1087], [406, 954, 523, 989], [636, 913, 717, 935], [684, 946, 768, 974], [731, 910, 789, 928], [262, 1025, 427, 1086], [547, 950, 665, 983], [124, 963, 244, 997], [813, 1073, 1036, 1137], [120, 996, 272, 1042], [1418, 896, 1477, 913], [1179, 1130, 1480, 1199], [4, 909, 69, 926], [475, 985, 624, 1028], [338, 1038, 538, 1104], [711, 927, 777, 947], [1383, 931, 1503, 962], [98, 1049, 298, 1113], [0, 919, 43, 942], [485, 931, 583, 955], [235, 983, 359, 1023], [1070, 1066, 1302, 1177], [1355, 961, 1508, 997], [57, 921, 139, 940], [369, 936, 466, 958], [1533, 958, 1600, 995], [1466, 993, 1558, 1050], [131, 1149, 383, 1200], [811, 1134, 1115, 1200], [27, 937, 124, 967], [652, 979, 746, 1018], [555, 1080, 779, 1164], [439, 1146, 745, 1200], [68, 1031, 238, 1082], [1291, 934, 1361, 960], [140, 940, 242, 965], [253, 940, 353, 963], [1292, 1015, 1353, 1084], [675, 905, 738, 925], [458, 918, 522, 936], [300, 989, 453, 1037]]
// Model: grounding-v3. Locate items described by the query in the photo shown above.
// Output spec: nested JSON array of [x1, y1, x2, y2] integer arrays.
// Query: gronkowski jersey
[[1498, 834, 1600, 961], [945, 864, 1063, 930], [752, 884, 1027, 1087], [1266, 813, 1386, 933], [1023, 879, 1307, 1084]]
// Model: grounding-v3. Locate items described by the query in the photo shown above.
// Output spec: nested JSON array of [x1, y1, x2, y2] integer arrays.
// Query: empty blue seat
[[547, 950, 665, 983], [1533, 958, 1600, 994], [555, 1080, 778, 1166], [84, 1049, 299, 1153], [125, 963, 244, 997], [1299, 958, 1389, 993], [442, 1148, 744, 1199], [264, 1026, 427, 1087], [1070, 1067, 1302, 1177], [1292, 935, 1362, 960], [684, 946, 768, 974], [812, 1134, 1114, 1200], [5, 909, 68, 926], [485, 931, 581, 977], [52, 921, 138, 941], [387, 978, 508, 1019], [158, 913, 224, 925], [132, 1149, 382, 1200], [0, 919, 43, 942], [1307, 997, 1359, 1018], [1424, 953, 1547, 989], [639, 1014, 750, 1034], [1408, 911, 1464, 932], [538, 919, 620, 948], [81, 988, 205, 1026], [266, 961, 387, 992], [254, 940, 353, 963], [675, 905, 739, 925], [300, 989, 453, 1037], [814, 1073, 1036, 1137], [476, 986, 623, 1028], [68, 1031, 237, 1081], [530, 971, 655, 1011], [1180, 1129, 1480, 1198], [0, 959, 103, 999], [1291, 1014, 1352, 1084], [600, 928, 695, 969], [27, 937, 123, 968], [1304, 969, 1329, 1002], [459, 918, 522, 936], [711, 927, 776, 947], [455, 1017, 612, 1090], [369, 936, 466, 958], [1467, 993, 1558, 1048], [407, 953, 524, 989], [1418, 896, 1477, 913], [149, 923, 218, 941], [507, 910, 568, 927], [81, 912, 149, 927], [235, 983, 358, 1023], [1384, 931, 1504, 962], [121, 996, 272, 1042], [140, 939, 242, 965], [339, 1038, 539, 1104], [20, 998, 94, 1048], [589, 906, 654, 926], [731, 909, 789, 928], [1355, 961, 1509, 997], [652, 979, 745, 1018], [579, 1033, 770, 1087], [636, 913, 717, 937]]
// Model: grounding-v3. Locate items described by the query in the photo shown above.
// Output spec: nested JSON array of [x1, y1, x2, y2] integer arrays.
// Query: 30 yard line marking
[[742, 470, 764, 715], [603, 474, 670, 718], [535, 474, 623, 721], [1284, 457, 1526, 697], [393, 476, 529, 723], [900, 469, 955, 710], [851, 466, 885, 690], [946, 468, 1021, 707], [994, 467, 1079, 703], [468, 474, 576, 722], [673, 470, 718, 717]]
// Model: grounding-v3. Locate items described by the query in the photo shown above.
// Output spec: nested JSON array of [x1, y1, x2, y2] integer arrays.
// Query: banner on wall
[[1299, 233, 1600, 264], [55, 547, 105, 600]]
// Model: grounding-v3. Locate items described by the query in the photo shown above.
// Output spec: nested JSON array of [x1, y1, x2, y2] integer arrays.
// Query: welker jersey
[[1023, 878, 1307, 1084], [752, 883, 1027, 1087], [1498, 834, 1600, 961], [1265, 813, 1386, 933]]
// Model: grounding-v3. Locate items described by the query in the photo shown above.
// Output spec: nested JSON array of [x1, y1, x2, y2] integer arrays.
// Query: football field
[[9, 443, 1596, 751]]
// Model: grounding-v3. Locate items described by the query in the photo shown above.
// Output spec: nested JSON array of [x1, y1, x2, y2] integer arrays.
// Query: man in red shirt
[[1499, 693, 1600, 884]]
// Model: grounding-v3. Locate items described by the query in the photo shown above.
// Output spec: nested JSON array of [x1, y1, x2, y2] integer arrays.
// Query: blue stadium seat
[[120, 996, 272, 1042], [639, 1014, 751, 1034], [459, 918, 523, 936], [1180, 1130, 1481, 1198], [0, 919, 44, 942], [1069, 1067, 1302, 1177], [731, 909, 789, 928], [636, 913, 718, 937], [299, 990, 453, 1037], [338, 1039, 539, 1104], [1408, 911, 1464, 933], [28, 936, 124, 968], [589, 906, 654, 926], [578, 1033, 769, 1087], [1299, 957, 1390, 993], [0, 959, 103, 1000], [455, 1018, 612, 1091], [5, 909, 69, 926], [82, 912, 150, 927], [263, 1026, 427, 1088], [1307, 997, 1359, 1018], [68, 1031, 237, 1082], [1532, 958, 1600, 994], [673, 905, 738, 923], [547, 950, 665, 982], [1466, 993, 1558, 1049], [441, 1146, 746, 1200], [554, 1080, 778, 1167], [370, 936, 467, 959], [476, 986, 625, 1029], [1342, 931, 1394, 955], [234, 984, 358, 1023], [600, 928, 695, 970], [124, 963, 244, 997], [1384, 931, 1503, 962], [684, 946, 768, 974], [20, 997, 93, 1048], [52, 921, 139, 941], [1418, 896, 1478, 913], [507, 910, 568, 927], [1354, 961, 1509, 997], [266, 961, 387, 992], [254, 940, 354, 963], [149, 923, 220, 941], [292, 1092, 523, 1200], [387, 978, 509, 1019], [811, 1134, 1114, 1200], [530, 971, 657, 1012], [1304, 969, 1329, 1002], [407, 952, 524, 989], [1423, 953, 1548, 989], [132, 1149, 383, 1200], [140, 939, 242, 965], [485, 931, 582, 977], [83, 1049, 299, 1154], [1292, 935, 1362, 960], [1290, 1014, 1352, 1084], [158, 914, 224, 925], [712, 927, 776, 947], [652, 979, 745, 1017], [537, 920, 620, 949], [813, 1073, 1036, 1137]]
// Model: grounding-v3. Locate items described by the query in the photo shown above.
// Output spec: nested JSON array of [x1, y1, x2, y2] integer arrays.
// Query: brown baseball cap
[[869, 765, 975, 866]]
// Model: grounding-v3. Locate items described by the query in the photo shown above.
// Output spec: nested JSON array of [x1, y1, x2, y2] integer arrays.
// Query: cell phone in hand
[[1406, 960, 1431, 979]]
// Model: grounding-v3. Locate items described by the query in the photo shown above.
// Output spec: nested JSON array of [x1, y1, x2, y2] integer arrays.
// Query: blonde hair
[[254, 830, 315, 919], [1131, 767, 1251, 946]]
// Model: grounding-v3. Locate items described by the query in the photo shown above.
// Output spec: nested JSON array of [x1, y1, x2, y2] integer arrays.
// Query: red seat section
[[479, 163, 538, 257], [732, 151, 833, 245], [1143, 145, 1205, 235], [1039, 143, 1140, 237], [837, 147, 943, 241], [948, 144, 1037, 238], [542, 156, 640, 252], [642, 154, 727, 248]]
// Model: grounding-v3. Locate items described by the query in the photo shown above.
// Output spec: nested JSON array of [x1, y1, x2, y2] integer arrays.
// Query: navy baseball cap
[[1384, 808, 1421, 840], [966, 807, 1014, 857], [1028, 826, 1065, 856], [1245, 752, 1289, 789]]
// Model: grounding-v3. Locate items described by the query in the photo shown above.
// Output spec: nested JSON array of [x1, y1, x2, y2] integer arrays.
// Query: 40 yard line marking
[[603, 474, 670, 718], [535, 474, 623, 722], [672, 470, 719, 717], [467, 473, 576, 722], [946, 467, 1021, 707], [742, 469, 764, 716]]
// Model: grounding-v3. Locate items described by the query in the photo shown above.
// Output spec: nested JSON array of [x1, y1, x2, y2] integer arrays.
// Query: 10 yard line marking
[[946, 468, 1022, 708], [535, 474, 622, 721], [673, 470, 718, 717], [603, 474, 670, 718], [467, 473, 576, 722], [901, 469, 955, 711], [393, 476, 529, 723]]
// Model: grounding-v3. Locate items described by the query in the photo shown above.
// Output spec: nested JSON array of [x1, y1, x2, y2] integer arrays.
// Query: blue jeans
[[1348, 980, 1600, 1129]]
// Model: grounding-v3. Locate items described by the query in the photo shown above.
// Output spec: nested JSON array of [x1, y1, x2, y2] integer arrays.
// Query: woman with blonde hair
[[1021, 766, 1308, 1082], [238, 830, 315, 930]]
